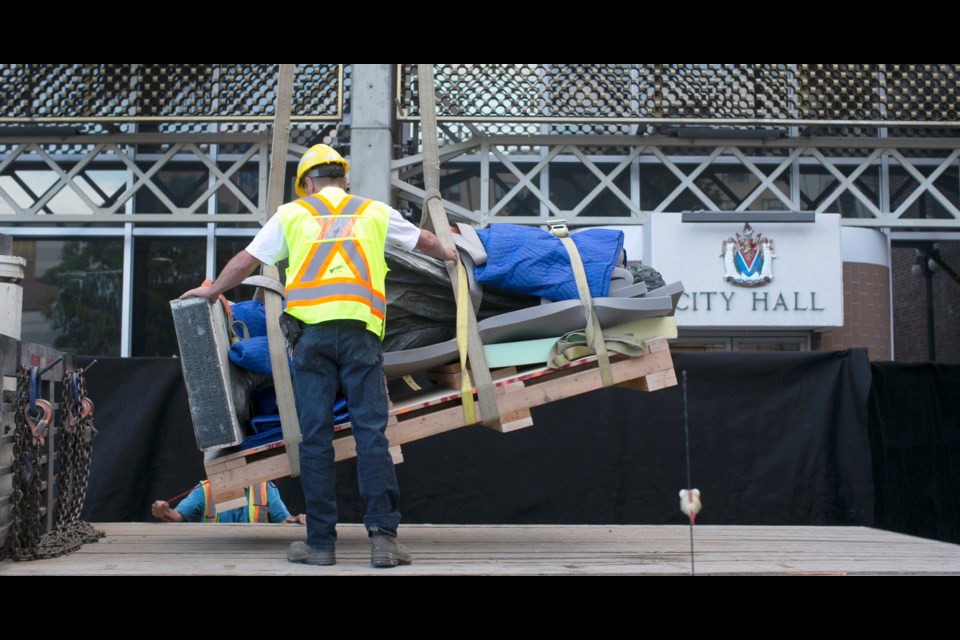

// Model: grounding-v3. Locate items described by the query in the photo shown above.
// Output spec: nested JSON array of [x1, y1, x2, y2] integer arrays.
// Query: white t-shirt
[[246, 189, 421, 266]]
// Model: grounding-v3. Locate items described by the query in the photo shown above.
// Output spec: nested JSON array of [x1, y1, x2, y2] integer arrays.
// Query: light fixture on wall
[[911, 246, 940, 276]]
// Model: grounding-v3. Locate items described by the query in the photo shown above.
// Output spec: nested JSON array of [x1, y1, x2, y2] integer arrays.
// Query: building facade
[[1, 64, 958, 361]]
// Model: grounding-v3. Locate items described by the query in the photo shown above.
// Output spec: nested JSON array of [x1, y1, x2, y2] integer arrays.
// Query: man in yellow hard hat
[[181, 143, 455, 568]]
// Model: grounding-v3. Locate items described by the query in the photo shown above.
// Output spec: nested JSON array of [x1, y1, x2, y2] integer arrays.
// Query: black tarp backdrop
[[78, 350, 879, 528], [78, 357, 206, 522], [388, 350, 874, 526], [868, 362, 960, 545]]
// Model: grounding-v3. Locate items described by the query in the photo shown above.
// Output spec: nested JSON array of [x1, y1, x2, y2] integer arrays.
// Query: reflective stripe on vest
[[200, 481, 269, 523], [200, 481, 217, 523], [283, 193, 388, 324], [248, 482, 269, 523]]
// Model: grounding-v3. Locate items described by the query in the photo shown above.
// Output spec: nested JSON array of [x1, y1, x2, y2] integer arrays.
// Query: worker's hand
[[179, 285, 217, 302], [151, 500, 172, 520], [443, 246, 458, 263], [284, 514, 307, 525]]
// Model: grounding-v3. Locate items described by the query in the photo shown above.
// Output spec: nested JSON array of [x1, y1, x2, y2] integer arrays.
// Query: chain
[[52, 367, 103, 546], [8, 366, 47, 560], [6, 364, 103, 561]]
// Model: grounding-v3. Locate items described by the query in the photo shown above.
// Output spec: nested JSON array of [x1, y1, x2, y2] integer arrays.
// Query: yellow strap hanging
[[555, 230, 614, 387], [456, 259, 476, 424]]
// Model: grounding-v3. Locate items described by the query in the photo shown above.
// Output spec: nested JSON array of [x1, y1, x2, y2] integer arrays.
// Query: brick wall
[[891, 243, 960, 363], [814, 262, 892, 361]]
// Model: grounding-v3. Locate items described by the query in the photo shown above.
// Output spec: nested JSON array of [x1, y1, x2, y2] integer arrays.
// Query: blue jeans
[[291, 320, 400, 551]]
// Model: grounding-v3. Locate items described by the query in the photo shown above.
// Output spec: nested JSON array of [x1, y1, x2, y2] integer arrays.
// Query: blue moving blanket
[[228, 335, 273, 376], [473, 225, 624, 301]]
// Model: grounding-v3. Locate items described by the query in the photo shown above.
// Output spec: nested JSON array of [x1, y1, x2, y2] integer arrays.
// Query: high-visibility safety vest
[[200, 481, 270, 523], [278, 189, 389, 339]]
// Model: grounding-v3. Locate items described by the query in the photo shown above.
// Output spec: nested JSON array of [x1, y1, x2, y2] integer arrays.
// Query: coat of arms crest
[[720, 223, 775, 287]]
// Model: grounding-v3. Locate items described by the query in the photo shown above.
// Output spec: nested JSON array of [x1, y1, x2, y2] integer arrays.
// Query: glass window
[[131, 236, 205, 356], [733, 339, 804, 352], [550, 163, 631, 217], [14, 238, 123, 356], [671, 334, 809, 352], [670, 340, 727, 353], [640, 164, 704, 212], [490, 161, 542, 217], [134, 163, 208, 214], [439, 165, 480, 211], [216, 236, 265, 303], [694, 167, 789, 211], [799, 165, 880, 219], [216, 160, 260, 214], [888, 165, 959, 220]]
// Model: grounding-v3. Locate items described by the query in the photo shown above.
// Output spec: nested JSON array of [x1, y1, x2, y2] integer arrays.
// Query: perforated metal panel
[[399, 64, 960, 126], [884, 64, 960, 121], [0, 64, 343, 122], [796, 64, 882, 121]]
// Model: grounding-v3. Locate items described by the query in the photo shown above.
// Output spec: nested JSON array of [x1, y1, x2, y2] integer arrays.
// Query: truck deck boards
[[3, 523, 958, 576]]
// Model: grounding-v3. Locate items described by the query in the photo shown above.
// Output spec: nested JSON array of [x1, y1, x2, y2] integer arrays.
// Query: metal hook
[[38, 355, 64, 376], [25, 398, 52, 441]]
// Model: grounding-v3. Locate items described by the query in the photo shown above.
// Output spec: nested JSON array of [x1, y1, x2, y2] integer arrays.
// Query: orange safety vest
[[278, 189, 389, 339], [200, 481, 270, 523]]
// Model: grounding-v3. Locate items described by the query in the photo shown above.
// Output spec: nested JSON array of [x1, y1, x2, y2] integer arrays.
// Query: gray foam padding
[[383, 281, 684, 379]]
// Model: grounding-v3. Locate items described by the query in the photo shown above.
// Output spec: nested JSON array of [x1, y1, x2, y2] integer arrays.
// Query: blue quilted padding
[[229, 336, 273, 375], [473, 225, 624, 301], [230, 300, 268, 338], [239, 393, 350, 451]]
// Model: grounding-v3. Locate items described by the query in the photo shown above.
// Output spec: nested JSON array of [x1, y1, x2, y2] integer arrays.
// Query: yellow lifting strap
[[456, 258, 476, 425], [549, 223, 615, 387], [417, 64, 498, 428]]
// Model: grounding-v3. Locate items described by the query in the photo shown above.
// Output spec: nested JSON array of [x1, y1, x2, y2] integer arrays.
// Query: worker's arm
[[415, 230, 458, 262], [180, 250, 262, 302], [151, 500, 185, 522]]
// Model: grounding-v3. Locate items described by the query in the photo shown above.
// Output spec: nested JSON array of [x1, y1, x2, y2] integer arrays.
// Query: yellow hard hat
[[295, 144, 349, 197]]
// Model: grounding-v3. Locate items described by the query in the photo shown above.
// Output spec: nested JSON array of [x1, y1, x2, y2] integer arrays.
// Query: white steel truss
[[0, 134, 275, 224], [392, 134, 960, 229], [1, 133, 959, 230]]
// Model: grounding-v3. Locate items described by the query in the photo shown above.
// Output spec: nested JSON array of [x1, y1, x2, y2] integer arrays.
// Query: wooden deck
[[2, 523, 959, 575]]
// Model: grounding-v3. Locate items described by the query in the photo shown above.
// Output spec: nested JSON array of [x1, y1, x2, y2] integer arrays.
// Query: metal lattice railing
[[0, 132, 348, 224], [398, 64, 960, 126], [392, 135, 960, 229], [0, 64, 344, 122]]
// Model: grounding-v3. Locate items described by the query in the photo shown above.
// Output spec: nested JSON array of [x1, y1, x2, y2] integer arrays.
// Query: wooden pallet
[[204, 337, 676, 509]]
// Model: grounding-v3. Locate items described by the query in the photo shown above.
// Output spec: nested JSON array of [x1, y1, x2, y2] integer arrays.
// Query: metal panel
[[0, 64, 344, 122], [398, 64, 960, 128]]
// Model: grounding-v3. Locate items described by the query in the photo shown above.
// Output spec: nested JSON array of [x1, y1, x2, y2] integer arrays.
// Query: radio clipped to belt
[[279, 312, 304, 350]]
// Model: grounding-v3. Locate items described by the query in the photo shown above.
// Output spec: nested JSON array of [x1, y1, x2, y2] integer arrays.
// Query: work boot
[[369, 531, 412, 568], [287, 541, 336, 566]]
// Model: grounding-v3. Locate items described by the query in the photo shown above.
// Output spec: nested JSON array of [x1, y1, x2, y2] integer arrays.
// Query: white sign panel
[[646, 213, 843, 329]]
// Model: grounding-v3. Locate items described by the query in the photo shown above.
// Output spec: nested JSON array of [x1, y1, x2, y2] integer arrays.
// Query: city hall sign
[[645, 213, 843, 329]]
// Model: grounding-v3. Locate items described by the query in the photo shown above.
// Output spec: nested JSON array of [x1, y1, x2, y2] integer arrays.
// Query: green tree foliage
[[43, 241, 123, 356]]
